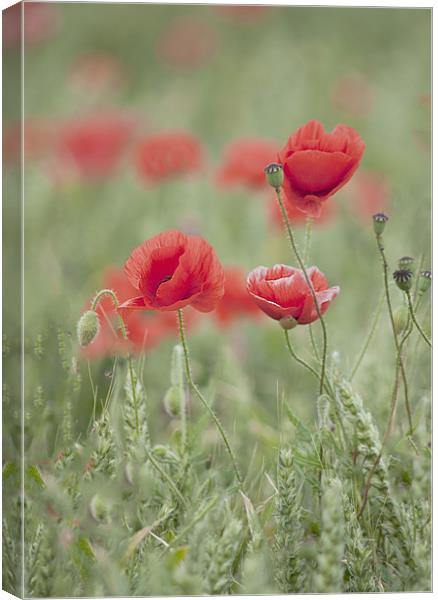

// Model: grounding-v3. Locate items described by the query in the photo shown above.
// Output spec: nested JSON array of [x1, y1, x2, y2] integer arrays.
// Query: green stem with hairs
[[374, 233, 412, 433], [177, 309, 243, 489], [407, 292, 431, 348], [274, 187, 328, 395]]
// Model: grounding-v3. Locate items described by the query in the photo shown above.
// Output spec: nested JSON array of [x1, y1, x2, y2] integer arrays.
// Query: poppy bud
[[398, 256, 416, 272], [393, 269, 413, 293], [393, 305, 409, 335], [418, 270, 431, 295], [77, 310, 100, 346], [163, 385, 182, 418], [279, 315, 298, 330], [89, 494, 110, 523], [372, 213, 388, 236], [264, 162, 284, 189]]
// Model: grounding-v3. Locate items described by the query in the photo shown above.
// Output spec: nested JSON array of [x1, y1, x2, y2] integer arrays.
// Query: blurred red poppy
[[214, 267, 261, 325], [278, 120, 365, 217], [135, 132, 203, 183], [68, 52, 127, 96], [216, 6, 270, 22], [81, 266, 198, 359], [246, 264, 339, 325], [120, 230, 225, 313], [215, 139, 279, 190], [58, 113, 136, 180], [268, 191, 336, 230], [156, 16, 218, 69], [331, 75, 374, 117], [3, 2, 58, 49], [346, 170, 390, 221]]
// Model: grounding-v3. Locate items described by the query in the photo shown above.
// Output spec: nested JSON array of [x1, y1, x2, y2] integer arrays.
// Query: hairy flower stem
[[407, 292, 431, 348], [374, 233, 412, 432], [349, 289, 385, 380], [177, 309, 243, 489], [303, 216, 313, 266], [92, 289, 187, 507], [275, 187, 328, 395]]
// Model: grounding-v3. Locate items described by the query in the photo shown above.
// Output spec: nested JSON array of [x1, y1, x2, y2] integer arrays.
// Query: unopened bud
[[264, 163, 284, 189], [77, 310, 100, 347], [393, 269, 413, 293], [279, 315, 298, 330], [393, 305, 409, 335], [163, 385, 182, 418], [372, 213, 388, 236], [418, 270, 431, 294], [89, 494, 110, 523], [398, 256, 416, 272]]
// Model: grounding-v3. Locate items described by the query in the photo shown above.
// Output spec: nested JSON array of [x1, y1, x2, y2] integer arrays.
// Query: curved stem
[[177, 309, 243, 489], [303, 216, 313, 266], [284, 330, 320, 381], [374, 234, 411, 433], [407, 292, 431, 348], [349, 289, 385, 380], [274, 187, 328, 395]]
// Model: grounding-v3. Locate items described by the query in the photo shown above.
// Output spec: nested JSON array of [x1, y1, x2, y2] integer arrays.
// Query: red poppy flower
[[119, 230, 225, 313], [58, 113, 135, 180], [135, 132, 203, 183], [246, 264, 339, 325], [268, 191, 335, 230], [214, 267, 261, 325], [156, 17, 218, 69], [215, 139, 279, 190], [278, 120, 365, 217], [81, 266, 199, 359], [3, 2, 58, 49]]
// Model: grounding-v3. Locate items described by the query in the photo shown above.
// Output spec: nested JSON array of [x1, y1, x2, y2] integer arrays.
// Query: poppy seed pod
[[398, 256, 416, 272], [393, 269, 413, 293], [372, 212, 388, 236], [264, 162, 284, 189], [77, 310, 100, 347], [418, 270, 432, 294]]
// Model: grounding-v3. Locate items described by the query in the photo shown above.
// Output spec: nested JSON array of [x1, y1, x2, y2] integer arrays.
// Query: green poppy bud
[[398, 256, 416, 272], [393, 269, 413, 293], [264, 162, 284, 189], [393, 305, 409, 335], [89, 494, 110, 523], [418, 270, 431, 294], [372, 213, 388, 236], [163, 385, 182, 418], [279, 315, 298, 330], [77, 310, 100, 347]]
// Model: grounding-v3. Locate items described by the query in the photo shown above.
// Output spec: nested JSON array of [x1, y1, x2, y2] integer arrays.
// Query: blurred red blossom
[[247, 264, 339, 325], [216, 6, 270, 23], [268, 191, 336, 230], [345, 170, 390, 222], [331, 75, 374, 117], [81, 266, 198, 359], [278, 119, 365, 217], [156, 16, 218, 69], [3, 2, 58, 49], [134, 132, 203, 183], [214, 267, 261, 326], [68, 52, 127, 96], [58, 113, 136, 180], [120, 230, 225, 313], [215, 139, 279, 191]]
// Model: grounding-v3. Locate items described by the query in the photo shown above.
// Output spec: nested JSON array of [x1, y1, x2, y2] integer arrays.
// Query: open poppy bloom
[[119, 230, 225, 313], [215, 139, 279, 190], [135, 132, 203, 183], [246, 264, 339, 326], [214, 267, 261, 325], [278, 120, 365, 217]]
